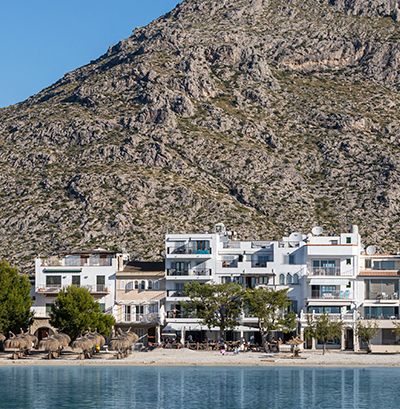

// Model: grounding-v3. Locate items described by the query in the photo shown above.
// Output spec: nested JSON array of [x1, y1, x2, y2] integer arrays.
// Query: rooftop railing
[[222, 242, 241, 249], [41, 257, 113, 267]]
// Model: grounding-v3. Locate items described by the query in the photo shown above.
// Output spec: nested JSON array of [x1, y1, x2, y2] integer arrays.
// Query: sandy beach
[[1, 348, 400, 367]]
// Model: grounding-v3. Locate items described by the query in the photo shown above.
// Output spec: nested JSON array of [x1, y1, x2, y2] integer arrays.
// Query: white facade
[[164, 223, 373, 347], [32, 250, 125, 319]]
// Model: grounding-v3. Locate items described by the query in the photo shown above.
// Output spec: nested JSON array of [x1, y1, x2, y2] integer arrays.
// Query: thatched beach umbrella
[[124, 330, 139, 344], [53, 333, 71, 348], [72, 336, 95, 359], [39, 337, 61, 352], [5, 333, 30, 350], [24, 334, 38, 349], [88, 332, 105, 348], [110, 336, 131, 355]]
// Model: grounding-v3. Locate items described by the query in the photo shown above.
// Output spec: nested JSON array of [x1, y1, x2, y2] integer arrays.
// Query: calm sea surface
[[0, 366, 399, 409]]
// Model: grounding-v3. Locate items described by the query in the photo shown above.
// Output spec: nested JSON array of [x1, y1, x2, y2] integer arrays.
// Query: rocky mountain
[[1, 0, 400, 269]]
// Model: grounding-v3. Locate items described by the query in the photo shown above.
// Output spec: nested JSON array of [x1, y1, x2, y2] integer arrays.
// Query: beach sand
[[1, 348, 400, 367]]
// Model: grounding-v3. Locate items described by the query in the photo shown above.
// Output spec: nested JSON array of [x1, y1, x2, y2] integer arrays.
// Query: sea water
[[0, 366, 398, 409]]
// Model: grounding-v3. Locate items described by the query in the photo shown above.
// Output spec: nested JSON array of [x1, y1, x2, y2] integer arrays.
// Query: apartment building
[[356, 253, 400, 346], [164, 223, 367, 348], [31, 249, 125, 339], [113, 261, 165, 344]]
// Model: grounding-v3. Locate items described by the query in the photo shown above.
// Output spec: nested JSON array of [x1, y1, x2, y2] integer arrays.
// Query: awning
[[163, 323, 258, 332], [307, 300, 352, 306]]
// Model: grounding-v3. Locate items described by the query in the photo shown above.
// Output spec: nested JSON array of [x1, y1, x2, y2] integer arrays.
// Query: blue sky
[[0, 0, 181, 107]]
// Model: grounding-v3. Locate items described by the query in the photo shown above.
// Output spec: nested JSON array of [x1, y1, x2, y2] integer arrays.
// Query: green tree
[[0, 261, 32, 334], [304, 313, 343, 355], [50, 286, 115, 340], [243, 287, 291, 340], [356, 320, 378, 351], [183, 282, 243, 338]]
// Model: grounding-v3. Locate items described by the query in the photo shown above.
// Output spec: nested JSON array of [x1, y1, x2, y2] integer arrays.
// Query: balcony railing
[[37, 284, 109, 294], [251, 260, 269, 268], [310, 290, 352, 299], [366, 292, 399, 300], [166, 311, 197, 319], [123, 313, 159, 324], [167, 290, 186, 297], [167, 246, 212, 255], [222, 261, 238, 268], [167, 268, 211, 277], [309, 267, 340, 276], [308, 267, 354, 277], [222, 242, 241, 249]]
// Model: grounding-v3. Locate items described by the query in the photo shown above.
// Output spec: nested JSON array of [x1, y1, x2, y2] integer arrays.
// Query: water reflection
[[0, 366, 399, 409]]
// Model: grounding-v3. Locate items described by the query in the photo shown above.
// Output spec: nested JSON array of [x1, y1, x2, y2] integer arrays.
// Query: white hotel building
[[163, 223, 393, 350], [31, 250, 126, 339]]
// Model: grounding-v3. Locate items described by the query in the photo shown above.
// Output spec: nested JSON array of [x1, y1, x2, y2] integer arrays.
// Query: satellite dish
[[366, 245, 377, 255], [312, 226, 324, 236], [288, 232, 303, 247]]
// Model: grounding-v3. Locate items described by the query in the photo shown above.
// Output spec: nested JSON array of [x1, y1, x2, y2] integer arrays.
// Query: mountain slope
[[1, 0, 400, 268]]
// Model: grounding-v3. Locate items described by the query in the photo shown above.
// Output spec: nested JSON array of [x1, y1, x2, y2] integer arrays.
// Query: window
[[140, 280, 146, 290], [330, 240, 338, 245], [346, 258, 352, 265], [153, 280, 160, 290], [72, 276, 81, 287], [307, 306, 341, 314], [46, 276, 61, 287], [96, 276, 105, 292], [45, 303, 54, 315], [134, 281, 139, 289], [365, 259, 372, 269], [293, 273, 299, 284], [148, 281, 153, 290], [257, 276, 269, 285], [346, 237, 352, 244], [286, 274, 293, 285], [125, 281, 134, 292], [99, 303, 105, 313], [279, 274, 285, 285]]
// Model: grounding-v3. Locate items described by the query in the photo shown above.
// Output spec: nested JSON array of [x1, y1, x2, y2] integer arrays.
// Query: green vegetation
[[305, 313, 343, 355], [183, 282, 243, 337], [0, 261, 32, 335], [243, 287, 293, 340], [356, 320, 379, 350], [50, 286, 115, 340]]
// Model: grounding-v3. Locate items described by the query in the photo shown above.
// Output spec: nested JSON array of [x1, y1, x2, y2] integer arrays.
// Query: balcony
[[167, 290, 186, 297], [122, 313, 159, 324], [36, 284, 110, 296], [366, 292, 399, 301], [310, 290, 352, 300], [166, 310, 197, 319], [251, 260, 269, 268], [222, 260, 238, 268], [167, 245, 212, 257], [166, 268, 212, 277], [308, 267, 353, 277]]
